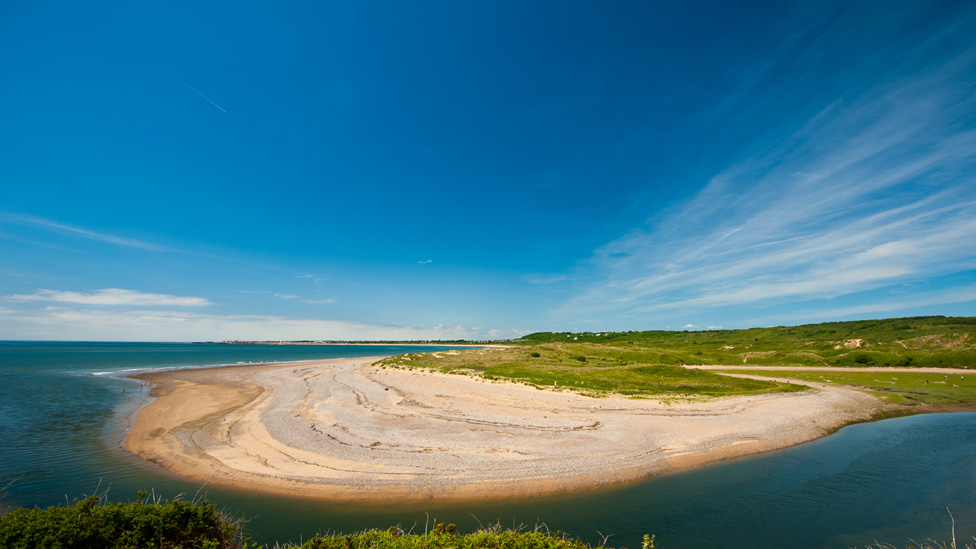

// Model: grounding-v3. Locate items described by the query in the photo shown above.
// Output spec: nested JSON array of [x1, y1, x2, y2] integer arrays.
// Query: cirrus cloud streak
[[559, 42, 976, 325], [5, 288, 213, 307]]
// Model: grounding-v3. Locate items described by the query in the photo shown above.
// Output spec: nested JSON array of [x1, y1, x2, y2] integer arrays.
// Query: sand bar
[[126, 359, 882, 501]]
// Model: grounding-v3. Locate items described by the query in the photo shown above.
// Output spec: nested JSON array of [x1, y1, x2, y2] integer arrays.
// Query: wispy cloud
[[525, 274, 568, 285], [240, 291, 335, 303], [0, 213, 166, 251], [5, 288, 213, 306], [417, 259, 433, 265], [752, 285, 976, 326], [1, 212, 319, 279], [162, 67, 228, 113], [559, 34, 976, 325]]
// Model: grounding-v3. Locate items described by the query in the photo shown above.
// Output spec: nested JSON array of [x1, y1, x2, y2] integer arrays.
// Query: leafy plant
[[297, 525, 616, 549], [0, 492, 250, 549]]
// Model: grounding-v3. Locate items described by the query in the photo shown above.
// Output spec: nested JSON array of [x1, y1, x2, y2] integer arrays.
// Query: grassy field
[[377, 316, 975, 404], [376, 345, 803, 399], [514, 316, 976, 369]]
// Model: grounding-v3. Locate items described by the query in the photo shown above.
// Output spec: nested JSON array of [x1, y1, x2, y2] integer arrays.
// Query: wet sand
[[126, 359, 883, 501]]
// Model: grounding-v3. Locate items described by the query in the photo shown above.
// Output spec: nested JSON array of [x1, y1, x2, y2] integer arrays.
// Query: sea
[[0, 341, 974, 548]]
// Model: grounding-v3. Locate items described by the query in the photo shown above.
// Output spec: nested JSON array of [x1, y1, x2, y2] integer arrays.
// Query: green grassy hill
[[378, 316, 975, 407], [513, 316, 976, 369], [377, 344, 803, 399]]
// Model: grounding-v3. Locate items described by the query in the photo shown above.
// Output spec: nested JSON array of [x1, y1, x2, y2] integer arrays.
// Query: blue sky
[[1, 1, 975, 341]]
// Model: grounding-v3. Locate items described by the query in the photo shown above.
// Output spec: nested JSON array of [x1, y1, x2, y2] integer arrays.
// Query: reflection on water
[[1, 342, 974, 548]]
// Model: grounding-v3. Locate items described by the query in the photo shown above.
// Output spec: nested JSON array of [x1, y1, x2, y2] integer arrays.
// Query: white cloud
[[274, 293, 299, 299], [760, 285, 976, 324], [559, 46, 976, 323], [0, 307, 504, 342], [304, 298, 338, 304], [5, 289, 212, 307], [0, 212, 166, 251], [417, 259, 433, 265], [0, 212, 302, 277]]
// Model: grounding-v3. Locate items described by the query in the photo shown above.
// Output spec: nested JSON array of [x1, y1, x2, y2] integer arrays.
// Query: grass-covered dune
[[377, 316, 975, 409], [513, 316, 976, 369], [376, 345, 803, 399]]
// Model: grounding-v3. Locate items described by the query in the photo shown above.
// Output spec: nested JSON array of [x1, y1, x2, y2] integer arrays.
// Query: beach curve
[[125, 358, 883, 501]]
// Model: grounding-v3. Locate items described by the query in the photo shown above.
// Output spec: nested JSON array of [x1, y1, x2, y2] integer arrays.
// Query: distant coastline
[[196, 340, 507, 347]]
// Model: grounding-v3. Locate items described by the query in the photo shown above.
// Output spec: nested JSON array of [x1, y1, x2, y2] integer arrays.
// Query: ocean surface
[[0, 341, 974, 548]]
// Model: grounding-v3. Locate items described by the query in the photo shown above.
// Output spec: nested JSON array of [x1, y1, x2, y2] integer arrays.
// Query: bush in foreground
[[4, 496, 971, 549], [0, 492, 249, 549], [298, 523, 627, 549]]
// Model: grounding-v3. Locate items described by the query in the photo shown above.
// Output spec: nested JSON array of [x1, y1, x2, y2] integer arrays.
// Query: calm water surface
[[1, 341, 973, 548]]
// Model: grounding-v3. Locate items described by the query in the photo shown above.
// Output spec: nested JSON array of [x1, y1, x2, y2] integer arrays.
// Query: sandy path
[[687, 365, 972, 373], [126, 359, 883, 501]]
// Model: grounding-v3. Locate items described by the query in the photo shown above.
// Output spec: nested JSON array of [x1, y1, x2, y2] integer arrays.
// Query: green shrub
[[299, 527, 606, 549], [0, 493, 249, 549]]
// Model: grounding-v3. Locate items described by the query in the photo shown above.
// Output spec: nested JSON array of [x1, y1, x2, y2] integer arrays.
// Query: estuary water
[[0, 341, 973, 548]]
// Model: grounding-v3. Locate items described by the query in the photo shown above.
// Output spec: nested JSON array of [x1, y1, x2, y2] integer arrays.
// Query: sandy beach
[[126, 359, 883, 501]]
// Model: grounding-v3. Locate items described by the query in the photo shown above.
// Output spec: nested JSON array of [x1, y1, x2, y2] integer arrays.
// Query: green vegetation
[[724, 369, 976, 408], [377, 345, 803, 399], [0, 499, 627, 549], [4, 497, 972, 549], [514, 316, 976, 369], [376, 316, 974, 404], [8, 317, 973, 547], [0, 492, 249, 549], [298, 523, 619, 549]]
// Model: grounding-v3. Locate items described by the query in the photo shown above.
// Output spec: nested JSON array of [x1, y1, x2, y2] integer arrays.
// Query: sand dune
[[126, 359, 882, 501]]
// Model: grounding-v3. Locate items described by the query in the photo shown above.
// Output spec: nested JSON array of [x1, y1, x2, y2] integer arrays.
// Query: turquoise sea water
[[1, 341, 974, 548]]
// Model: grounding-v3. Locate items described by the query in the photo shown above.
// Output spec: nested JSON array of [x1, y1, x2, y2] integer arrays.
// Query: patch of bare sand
[[687, 365, 972, 373], [126, 359, 882, 502]]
